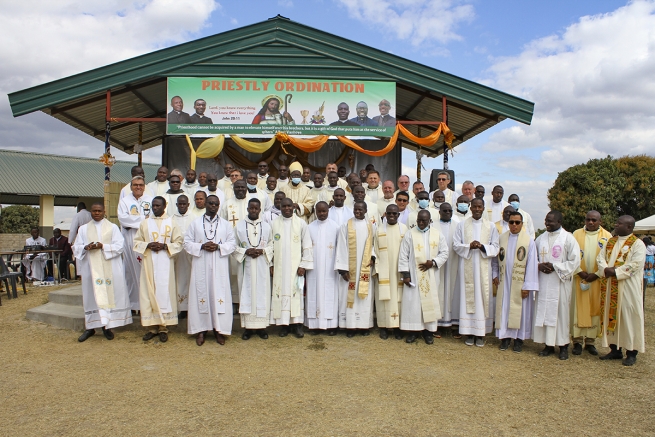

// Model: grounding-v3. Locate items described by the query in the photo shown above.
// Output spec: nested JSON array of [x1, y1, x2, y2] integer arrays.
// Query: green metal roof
[[7, 15, 534, 158], [0, 149, 158, 206]]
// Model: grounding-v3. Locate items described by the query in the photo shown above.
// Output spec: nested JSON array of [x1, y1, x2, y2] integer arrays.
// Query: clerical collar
[[195, 114, 205, 118], [204, 214, 218, 223]]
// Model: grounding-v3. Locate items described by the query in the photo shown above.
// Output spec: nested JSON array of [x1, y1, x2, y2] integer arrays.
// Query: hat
[[289, 161, 303, 174]]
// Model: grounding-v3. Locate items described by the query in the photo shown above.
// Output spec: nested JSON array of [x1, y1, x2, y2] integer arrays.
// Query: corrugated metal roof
[[0, 149, 158, 198], [7, 16, 534, 158]]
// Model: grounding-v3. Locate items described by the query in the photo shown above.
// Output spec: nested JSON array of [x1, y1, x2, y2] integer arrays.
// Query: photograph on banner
[[166, 77, 396, 138]]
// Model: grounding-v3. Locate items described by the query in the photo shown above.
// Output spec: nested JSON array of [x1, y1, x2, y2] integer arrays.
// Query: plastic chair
[[0, 257, 26, 299]]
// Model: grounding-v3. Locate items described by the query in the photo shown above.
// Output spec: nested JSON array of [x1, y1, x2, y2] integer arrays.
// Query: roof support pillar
[[442, 96, 449, 170], [39, 195, 54, 239]]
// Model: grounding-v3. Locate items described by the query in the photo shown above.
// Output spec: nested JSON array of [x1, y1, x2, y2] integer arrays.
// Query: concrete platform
[[26, 285, 85, 331]]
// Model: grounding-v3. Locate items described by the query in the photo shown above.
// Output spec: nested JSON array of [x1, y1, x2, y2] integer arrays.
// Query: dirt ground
[[1, 283, 654, 437]]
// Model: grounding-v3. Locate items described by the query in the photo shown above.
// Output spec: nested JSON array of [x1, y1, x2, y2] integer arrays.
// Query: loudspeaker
[[429, 169, 455, 193]]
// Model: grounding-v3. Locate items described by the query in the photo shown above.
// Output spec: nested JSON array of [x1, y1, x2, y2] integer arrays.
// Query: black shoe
[[142, 332, 157, 341], [178, 311, 187, 319], [405, 333, 417, 344], [499, 338, 511, 351], [600, 350, 623, 360], [585, 344, 599, 356], [360, 329, 370, 336], [279, 325, 290, 337], [328, 329, 338, 336], [623, 351, 638, 366], [102, 327, 114, 340], [309, 329, 320, 336], [78, 329, 95, 342], [572, 343, 583, 355], [379, 328, 388, 340], [422, 331, 434, 345], [293, 324, 304, 338], [539, 346, 555, 357], [346, 330, 356, 338], [158, 332, 168, 343], [394, 328, 403, 340], [242, 330, 252, 340], [258, 330, 269, 340], [559, 344, 569, 360], [513, 339, 524, 353]]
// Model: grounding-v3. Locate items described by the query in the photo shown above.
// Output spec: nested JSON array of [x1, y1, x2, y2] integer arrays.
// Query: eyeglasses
[[437, 178, 448, 181], [396, 199, 408, 202], [508, 221, 522, 225]]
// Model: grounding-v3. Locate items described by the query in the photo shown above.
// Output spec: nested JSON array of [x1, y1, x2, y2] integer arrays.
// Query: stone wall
[[0, 233, 31, 252]]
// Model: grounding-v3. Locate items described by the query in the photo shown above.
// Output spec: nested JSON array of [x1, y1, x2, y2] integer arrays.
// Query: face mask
[[418, 224, 430, 233], [418, 199, 430, 209], [434, 201, 442, 208], [457, 203, 469, 213], [247, 183, 257, 191], [510, 201, 520, 210], [291, 177, 302, 184]]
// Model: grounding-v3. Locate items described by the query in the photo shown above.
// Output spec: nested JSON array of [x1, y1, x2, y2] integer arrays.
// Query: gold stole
[[86, 219, 116, 309], [376, 224, 405, 301], [600, 234, 638, 333], [573, 227, 611, 327], [464, 217, 491, 315], [411, 227, 441, 323], [271, 216, 303, 319], [495, 229, 530, 329], [494, 221, 503, 235], [347, 219, 373, 308]]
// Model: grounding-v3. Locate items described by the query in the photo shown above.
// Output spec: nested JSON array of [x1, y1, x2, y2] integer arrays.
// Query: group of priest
[[72, 162, 646, 366]]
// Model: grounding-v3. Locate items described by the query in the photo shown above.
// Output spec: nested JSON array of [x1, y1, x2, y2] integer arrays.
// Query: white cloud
[[482, 0, 655, 161], [335, 0, 474, 46], [0, 1, 219, 162]]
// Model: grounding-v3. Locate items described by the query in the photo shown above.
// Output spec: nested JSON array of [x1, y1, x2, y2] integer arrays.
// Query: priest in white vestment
[[245, 172, 273, 212], [437, 203, 461, 336], [429, 171, 458, 207], [534, 211, 580, 360], [365, 171, 383, 203], [256, 161, 269, 190], [199, 174, 226, 208], [270, 198, 314, 338], [172, 195, 193, 317], [133, 197, 183, 342], [74, 203, 133, 342], [263, 176, 279, 203], [407, 191, 439, 230], [597, 215, 646, 366], [117, 176, 153, 310], [395, 191, 411, 225], [184, 195, 236, 346], [220, 180, 249, 304], [22, 228, 47, 281], [453, 198, 500, 347], [305, 202, 340, 334], [165, 175, 186, 217], [376, 180, 396, 219], [328, 188, 354, 226], [352, 185, 379, 227], [146, 166, 169, 197], [281, 162, 314, 222], [399, 210, 449, 344], [119, 166, 153, 200], [486, 185, 509, 223], [335, 201, 376, 335], [374, 204, 407, 339], [507, 194, 535, 239], [491, 211, 538, 353], [182, 169, 201, 199], [308, 174, 330, 222], [263, 192, 284, 225], [570, 211, 612, 356], [217, 163, 234, 193], [234, 198, 274, 340]]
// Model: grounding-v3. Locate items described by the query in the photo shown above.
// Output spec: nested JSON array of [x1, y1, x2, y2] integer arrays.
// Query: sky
[[2, 0, 654, 225]]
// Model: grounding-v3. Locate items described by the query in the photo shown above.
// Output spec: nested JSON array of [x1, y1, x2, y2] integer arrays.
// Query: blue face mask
[[291, 177, 302, 185], [457, 203, 469, 213], [418, 199, 430, 209], [510, 201, 520, 210], [418, 224, 431, 232], [247, 183, 257, 191], [434, 201, 442, 209]]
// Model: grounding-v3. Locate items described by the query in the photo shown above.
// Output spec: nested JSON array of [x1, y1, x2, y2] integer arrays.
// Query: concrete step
[[48, 286, 83, 306], [26, 302, 85, 331]]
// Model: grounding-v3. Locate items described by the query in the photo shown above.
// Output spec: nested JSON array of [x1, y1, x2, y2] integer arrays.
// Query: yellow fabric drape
[[397, 122, 454, 148], [231, 135, 277, 154]]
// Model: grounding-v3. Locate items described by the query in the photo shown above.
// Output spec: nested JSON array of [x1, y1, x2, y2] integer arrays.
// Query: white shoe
[[465, 336, 474, 346], [475, 337, 485, 347]]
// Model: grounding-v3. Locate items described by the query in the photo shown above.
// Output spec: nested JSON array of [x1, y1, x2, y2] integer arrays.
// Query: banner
[[166, 77, 396, 137]]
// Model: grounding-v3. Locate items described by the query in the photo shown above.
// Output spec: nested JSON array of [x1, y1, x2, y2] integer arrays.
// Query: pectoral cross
[[391, 312, 398, 320], [252, 227, 258, 237], [199, 298, 206, 305], [539, 247, 549, 260], [218, 299, 224, 305], [229, 214, 239, 227]]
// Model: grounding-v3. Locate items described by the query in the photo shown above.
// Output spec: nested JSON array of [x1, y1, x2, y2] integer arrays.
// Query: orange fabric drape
[[275, 133, 330, 152], [397, 122, 454, 148]]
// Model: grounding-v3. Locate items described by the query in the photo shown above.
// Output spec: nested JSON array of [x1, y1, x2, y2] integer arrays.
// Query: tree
[[0, 205, 40, 233], [548, 155, 655, 232]]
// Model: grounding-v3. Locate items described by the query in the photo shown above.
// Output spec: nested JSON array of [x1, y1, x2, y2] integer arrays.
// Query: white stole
[[536, 230, 568, 327], [146, 217, 173, 313], [86, 219, 116, 309]]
